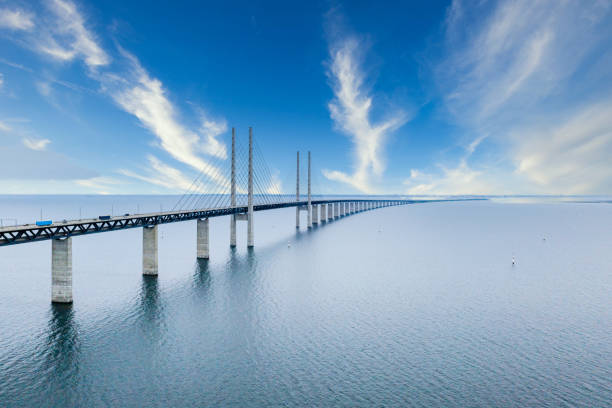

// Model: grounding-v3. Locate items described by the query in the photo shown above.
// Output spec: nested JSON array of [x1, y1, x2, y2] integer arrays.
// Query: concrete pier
[[328, 203, 333, 220], [143, 225, 158, 275], [320, 204, 326, 222], [197, 218, 209, 259], [52, 237, 72, 303], [312, 204, 318, 224]]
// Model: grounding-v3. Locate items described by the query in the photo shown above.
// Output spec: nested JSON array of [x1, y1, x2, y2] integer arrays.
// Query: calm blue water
[[1, 196, 611, 407]]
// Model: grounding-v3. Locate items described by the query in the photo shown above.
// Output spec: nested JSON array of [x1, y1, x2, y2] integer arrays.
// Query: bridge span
[[1, 127, 421, 303]]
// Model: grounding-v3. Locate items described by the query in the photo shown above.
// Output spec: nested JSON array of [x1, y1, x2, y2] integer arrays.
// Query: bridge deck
[[0, 199, 423, 246]]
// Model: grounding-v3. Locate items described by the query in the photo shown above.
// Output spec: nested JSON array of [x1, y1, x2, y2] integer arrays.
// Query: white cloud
[[404, 160, 497, 195], [415, 0, 612, 194], [265, 170, 282, 195], [0, 120, 10, 132], [119, 155, 207, 193], [0, 72, 3, 89], [38, 0, 109, 68], [513, 100, 612, 193], [22, 137, 51, 151], [35, 81, 52, 96], [199, 115, 228, 159], [5, 0, 229, 193], [324, 36, 407, 193], [1, 0, 232, 195], [0, 8, 34, 30], [74, 176, 121, 192], [103, 50, 229, 187]]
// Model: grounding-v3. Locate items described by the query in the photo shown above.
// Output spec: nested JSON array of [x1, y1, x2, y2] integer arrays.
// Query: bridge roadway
[[0, 199, 423, 247]]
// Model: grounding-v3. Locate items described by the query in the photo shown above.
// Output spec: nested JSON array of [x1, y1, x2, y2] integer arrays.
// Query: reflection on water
[[1, 201, 612, 407], [139, 276, 163, 329], [44, 304, 80, 379]]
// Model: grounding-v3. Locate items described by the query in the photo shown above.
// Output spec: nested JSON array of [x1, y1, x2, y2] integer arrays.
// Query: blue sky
[[1, 0, 611, 195]]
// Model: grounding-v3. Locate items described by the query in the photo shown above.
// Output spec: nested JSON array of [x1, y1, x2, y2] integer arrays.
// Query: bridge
[[1, 127, 428, 304]]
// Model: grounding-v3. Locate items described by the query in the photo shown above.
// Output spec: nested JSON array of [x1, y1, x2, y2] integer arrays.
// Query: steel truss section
[[0, 200, 424, 246]]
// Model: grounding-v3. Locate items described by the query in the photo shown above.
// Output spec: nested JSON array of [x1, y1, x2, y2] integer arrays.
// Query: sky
[[1, 0, 612, 195]]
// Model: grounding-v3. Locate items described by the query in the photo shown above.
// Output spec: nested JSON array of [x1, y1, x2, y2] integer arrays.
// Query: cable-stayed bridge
[[0, 127, 438, 303]]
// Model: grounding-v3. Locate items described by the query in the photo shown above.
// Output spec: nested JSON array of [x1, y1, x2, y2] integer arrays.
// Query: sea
[[0, 195, 611, 407]]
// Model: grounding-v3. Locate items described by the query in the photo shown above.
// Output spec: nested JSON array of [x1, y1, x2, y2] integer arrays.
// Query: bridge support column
[[230, 128, 237, 247], [328, 203, 333, 220], [247, 127, 254, 247], [307, 151, 312, 229], [321, 204, 326, 222], [312, 204, 318, 224], [230, 214, 236, 247], [52, 237, 72, 303], [296, 151, 300, 229], [307, 205, 312, 228], [197, 218, 209, 259], [143, 225, 158, 275]]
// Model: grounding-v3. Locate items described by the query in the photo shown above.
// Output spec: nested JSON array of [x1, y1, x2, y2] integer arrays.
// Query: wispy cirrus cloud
[[0, 120, 10, 132], [323, 24, 407, 193], [39, 0, 109, 68], [199, 115, 228, 159], [0, 8, 34, 30], [407, 0, 612, 195], [23, 137, 51, 151], [119, 155, 210, 192], [1, 0, 229, 193], [100, 49, 229, 187]]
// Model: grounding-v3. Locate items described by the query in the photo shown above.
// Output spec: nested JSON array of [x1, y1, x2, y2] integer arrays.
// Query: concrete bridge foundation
[[143, 225, 158, 276], [52, 237, 72, 303], [197, 218, 209, 259]]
